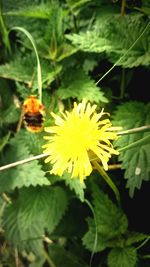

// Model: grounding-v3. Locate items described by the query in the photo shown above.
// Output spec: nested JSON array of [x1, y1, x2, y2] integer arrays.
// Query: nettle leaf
[[0, 135, 50, 193], [83, 218, 114, 252], [107, 247, 137, 267], [12, 129, 45, 155], [125, 232, 150, 247], [92, 185, 128, 237], [2, 186, 68, 253], [66, 13, 150, 67], [0, 54, 62, 90], [4, 3, 53, 19], [62, 173, 86, 202], [83, 186, 128, 252], [0, 104, 20, 125], [56, 69, 108, 103], [113, 102, 150, 197]]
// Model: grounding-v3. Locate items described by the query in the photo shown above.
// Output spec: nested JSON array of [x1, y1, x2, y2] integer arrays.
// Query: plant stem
[[120, 68, 125, 99], [10, 27, 42, 102], [117, 125, 150, 135], [108, 164, 122, 170], [136, 237, 150, 250], [93, 161, 120, 204], [118, 134, 150, 152], [0, 153, 49, 171], [0, 1, 11, 53], [85, 199, 98, 267], [96, 21, 150, 86], [120, 0, 126, 16]]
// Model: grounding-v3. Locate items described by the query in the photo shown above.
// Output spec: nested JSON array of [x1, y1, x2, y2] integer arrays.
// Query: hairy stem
[[93, 161, 120, 204], [0, 153, 49, 171]]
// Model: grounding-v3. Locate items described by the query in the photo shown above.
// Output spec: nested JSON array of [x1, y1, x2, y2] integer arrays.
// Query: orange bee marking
[[23, 95, 45, 133]]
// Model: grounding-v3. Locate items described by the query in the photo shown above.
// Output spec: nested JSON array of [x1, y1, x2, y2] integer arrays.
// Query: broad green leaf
[[113, 102, 150, 197], [83, 217, 116, 252], [92, 186, 128, 237], [0, 104, 20, 125], [56, 68, 108, 103], [125, 232, 150, 247], [2, 186, 68, 253], [12, 129, 45, 155], [66, 13, 150, 67], [107, 247, 137, 267], [0, 54, 62, 90], [4, 3, 53, 19], [83, 186, 128, 252], [62, 173, 86, 202], [0, 134, 50, 193]]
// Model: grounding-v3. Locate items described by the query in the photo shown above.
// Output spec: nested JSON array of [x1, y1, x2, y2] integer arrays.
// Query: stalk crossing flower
[[43, 100, 119, 182]]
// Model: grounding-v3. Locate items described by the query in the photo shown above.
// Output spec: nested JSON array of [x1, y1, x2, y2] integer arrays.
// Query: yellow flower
[[43, 99, 119, 182]]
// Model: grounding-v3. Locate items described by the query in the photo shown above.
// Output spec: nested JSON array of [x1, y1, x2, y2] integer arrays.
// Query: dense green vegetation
[[0, 0, 150, 266]]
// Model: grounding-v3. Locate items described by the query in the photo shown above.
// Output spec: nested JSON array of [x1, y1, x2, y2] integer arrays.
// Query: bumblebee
[[23, 95, 45, 133]]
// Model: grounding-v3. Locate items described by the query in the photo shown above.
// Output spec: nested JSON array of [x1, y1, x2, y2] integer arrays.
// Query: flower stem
[[95, 21, 150, 86], [93, 161, 120, 204], [0, 153, 49, 171], [117, 125, 150, 135], [84, 199, 98, 267]]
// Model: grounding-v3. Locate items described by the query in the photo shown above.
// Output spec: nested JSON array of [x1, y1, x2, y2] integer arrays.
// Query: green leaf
[[83, 217, 114, 252], [0, 134, 50, 193], [0, 104, 20, 125], [56, 68, 108, 103], [125, 232, 150, 247], [113, 102, 150, 197], [62, 173, 86, 202], [83, 186, 128, 252], [4, 3, 53, 19], [107, 247, 137, 267], [66, 13, 150, 67], [2, 186, 68, 253], [12, 129, 45, 155], [119, 135, 150, 152], [0, 54, 62, 90], [92, 186, 128, 237]]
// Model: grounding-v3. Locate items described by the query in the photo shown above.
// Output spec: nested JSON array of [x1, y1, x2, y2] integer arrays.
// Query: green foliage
[[4, 3, 53, 19], [62, 173, 86, 202], [107, 247, 137, 267], [0, 54, 62, 90], [125, 232, 150, 247], [0, 133, 50, 193], [83, 185, 128, 252], [66, 13, 150, 67], [113, 102, 150, 197], [0, 0, 150, 265], [56, 68, 108, 103], [2, 186, 68, 253]]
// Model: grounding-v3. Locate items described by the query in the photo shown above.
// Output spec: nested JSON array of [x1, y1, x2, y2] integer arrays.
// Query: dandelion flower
[[43, 99, 119, 182]]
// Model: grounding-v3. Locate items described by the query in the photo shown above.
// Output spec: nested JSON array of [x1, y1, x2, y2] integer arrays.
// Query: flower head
[[43, 100, 119, 182]]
